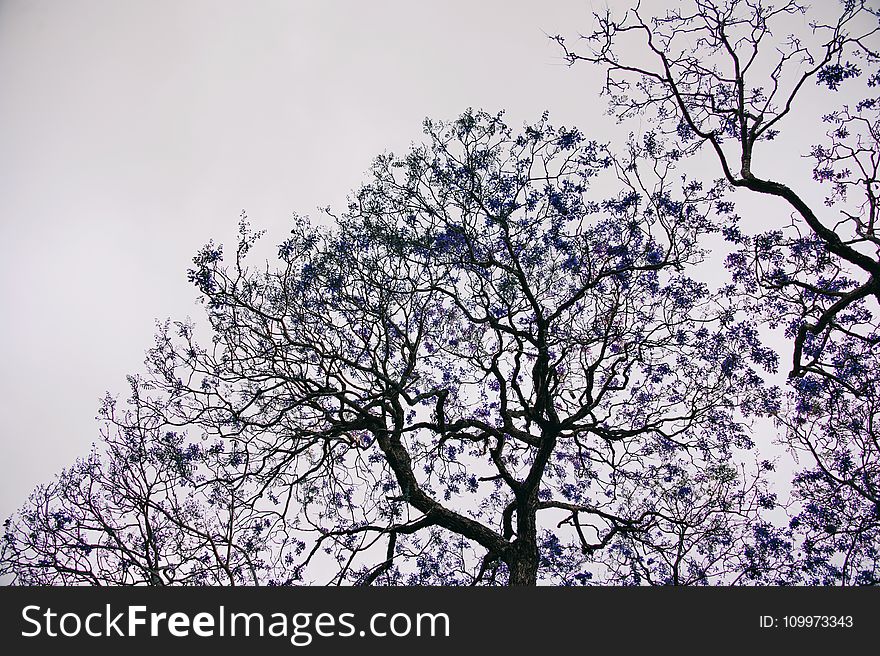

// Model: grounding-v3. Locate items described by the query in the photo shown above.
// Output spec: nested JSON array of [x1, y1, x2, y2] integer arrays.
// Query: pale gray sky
[[0, 0, 609, 518], [0, 0, 864, 520]]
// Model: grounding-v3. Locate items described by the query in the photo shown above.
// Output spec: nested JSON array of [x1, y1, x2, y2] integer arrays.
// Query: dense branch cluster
[[557, 0, 880, 583]]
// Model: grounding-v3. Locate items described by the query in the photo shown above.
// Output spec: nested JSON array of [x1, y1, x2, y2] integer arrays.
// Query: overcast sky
[[0, 0, 863, 520], [0, 0, 614, 518]]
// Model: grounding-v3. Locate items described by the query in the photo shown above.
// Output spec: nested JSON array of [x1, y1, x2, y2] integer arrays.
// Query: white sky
[[0, 0, 609, 518], [0, 0, 866, 520]]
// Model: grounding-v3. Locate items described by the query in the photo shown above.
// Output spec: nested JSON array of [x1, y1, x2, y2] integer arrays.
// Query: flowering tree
[[1, 390, 280, 585], [4, 109, 782, 585], [556, 0, 880, 583]]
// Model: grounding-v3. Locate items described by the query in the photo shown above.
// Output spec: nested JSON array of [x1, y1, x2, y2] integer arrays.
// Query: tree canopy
[[3, 0, 879, 586], [557, 0, 880, 583]]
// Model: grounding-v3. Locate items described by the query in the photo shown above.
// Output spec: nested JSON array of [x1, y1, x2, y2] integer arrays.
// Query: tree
[[4, 110, 782, 585], [555, 0, 880, 583], [1, 384, 283, 585]]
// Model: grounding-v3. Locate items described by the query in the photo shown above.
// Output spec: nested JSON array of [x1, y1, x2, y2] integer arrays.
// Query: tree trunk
[[507, 550, 539, 585], [506, 505, 539, 585]]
